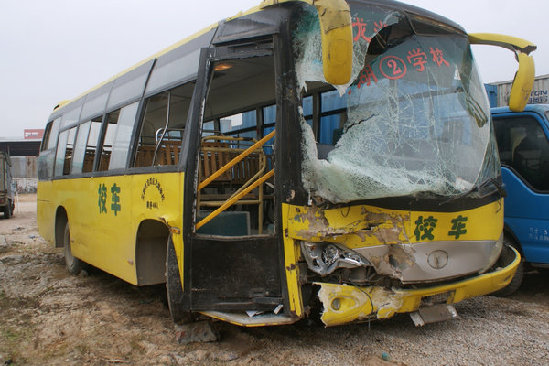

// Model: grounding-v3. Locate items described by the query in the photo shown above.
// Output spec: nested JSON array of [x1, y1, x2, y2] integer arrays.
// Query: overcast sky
[[1, 0, 547, 137]]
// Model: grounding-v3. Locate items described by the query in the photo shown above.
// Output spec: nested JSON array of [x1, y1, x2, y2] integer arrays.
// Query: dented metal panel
[[313, 245, 519, 326]]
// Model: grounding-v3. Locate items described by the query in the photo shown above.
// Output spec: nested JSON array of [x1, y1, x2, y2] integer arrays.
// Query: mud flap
[[410, 304, 458, 327]]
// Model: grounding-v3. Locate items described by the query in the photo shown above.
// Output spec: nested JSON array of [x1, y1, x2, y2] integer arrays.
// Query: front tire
[[494, 235, 523, 296], [63, 222, 82, 275]]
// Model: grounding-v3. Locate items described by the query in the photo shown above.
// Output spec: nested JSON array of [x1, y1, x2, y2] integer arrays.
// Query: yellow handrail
[[198, 130, 275, 190], [196, 169, 275, 231]]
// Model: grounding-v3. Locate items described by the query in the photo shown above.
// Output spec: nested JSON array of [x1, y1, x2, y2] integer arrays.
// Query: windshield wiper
[[439, 178, 506, 206]]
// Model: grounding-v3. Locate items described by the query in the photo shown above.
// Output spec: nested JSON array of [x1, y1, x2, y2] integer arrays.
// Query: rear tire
[[63, 222, 82, 275], [493, 235, 523, 296], [166, 236, 193, 324]]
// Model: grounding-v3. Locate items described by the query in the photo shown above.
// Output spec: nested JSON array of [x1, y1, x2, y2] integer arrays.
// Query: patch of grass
[[75, 343, 91, 355], [1, 327, 20, 341]]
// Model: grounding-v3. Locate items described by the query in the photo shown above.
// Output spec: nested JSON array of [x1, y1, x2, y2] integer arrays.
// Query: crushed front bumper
[[316, 245, 520, 326]]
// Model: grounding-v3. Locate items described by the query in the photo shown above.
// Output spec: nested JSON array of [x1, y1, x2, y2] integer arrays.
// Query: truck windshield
[[294, 4, 499, 203]]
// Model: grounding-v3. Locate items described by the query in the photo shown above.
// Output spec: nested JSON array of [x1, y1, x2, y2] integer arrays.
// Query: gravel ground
[[0, 194, 548, 365]]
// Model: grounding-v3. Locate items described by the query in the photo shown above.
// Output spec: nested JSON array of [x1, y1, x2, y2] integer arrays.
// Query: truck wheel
[[166, 236, 193, 324], [4, 200, 11, 219], [63, 222, 82, 275], [494, 235, 523, 297]]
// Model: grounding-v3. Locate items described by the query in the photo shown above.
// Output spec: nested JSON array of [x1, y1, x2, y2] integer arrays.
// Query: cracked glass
[[294, 4, 499, 203]]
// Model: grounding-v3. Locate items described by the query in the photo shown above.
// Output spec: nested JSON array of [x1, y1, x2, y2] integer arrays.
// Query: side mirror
[[261, 0, 353, 85], [469, 33, 536, 112], [313, 0, 353, 85]]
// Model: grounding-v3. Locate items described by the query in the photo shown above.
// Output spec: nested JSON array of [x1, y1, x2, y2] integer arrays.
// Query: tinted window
[[47, 118, 61, 151], [134, 82, 194, 167], [82, 117, 103, 173], [71, 121, 91, 174], [81, 88, 110, 122], [61, 127, 77, 175], [319, 90, 347, 145], [60, 107, 81, 129], [220, 110, 257, 138], [41, 122, 53, 151], [109, 103, 139, 169], [145, 49, 201, 95], [494, 115, 549, 190], [54, 131, 69, 177], [98, 110, 121, 171]]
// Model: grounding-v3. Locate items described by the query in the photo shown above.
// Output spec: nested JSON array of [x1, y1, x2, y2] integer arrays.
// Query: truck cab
[[492, 104, 549, 293], [0, 151, 15, 219]]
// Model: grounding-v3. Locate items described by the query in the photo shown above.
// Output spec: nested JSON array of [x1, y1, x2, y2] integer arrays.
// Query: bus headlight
[[301, 241, 370, 275]]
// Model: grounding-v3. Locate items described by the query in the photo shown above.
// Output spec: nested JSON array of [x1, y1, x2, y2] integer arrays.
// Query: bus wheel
[[63, 222, 82, 275], [494, 235, 523, 297], [166, 236, 193, 324]]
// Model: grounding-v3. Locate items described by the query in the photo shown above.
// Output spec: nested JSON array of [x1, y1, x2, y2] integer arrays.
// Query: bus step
[[201, 311, 297, 327]]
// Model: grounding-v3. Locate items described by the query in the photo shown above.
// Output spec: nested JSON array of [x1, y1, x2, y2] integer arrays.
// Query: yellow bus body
[[38, 173, 185, 285]]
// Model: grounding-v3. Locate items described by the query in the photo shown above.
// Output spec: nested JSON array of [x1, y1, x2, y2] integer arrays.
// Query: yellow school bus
[[38, 0, 535, 327]]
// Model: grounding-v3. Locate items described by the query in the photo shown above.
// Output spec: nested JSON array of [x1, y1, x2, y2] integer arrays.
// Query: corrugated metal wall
[[491, 74, 549, 107], [11, 156, 37, 178], [10, 156, 37, 193]]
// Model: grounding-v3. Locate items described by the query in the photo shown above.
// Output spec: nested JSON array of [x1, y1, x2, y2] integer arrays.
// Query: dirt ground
[[1, 194, 548, 365]]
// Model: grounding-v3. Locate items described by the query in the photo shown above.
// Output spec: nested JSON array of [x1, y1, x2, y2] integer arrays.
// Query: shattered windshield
[[294, 4, 499, 203]]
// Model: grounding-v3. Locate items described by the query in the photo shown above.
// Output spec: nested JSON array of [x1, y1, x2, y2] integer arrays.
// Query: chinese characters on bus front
[[351, 16, 451, 90], [414, 215, 469, 241], [354, 47, 450, 90], [98, 183, 122, 216], [351, 17, 387, 42]]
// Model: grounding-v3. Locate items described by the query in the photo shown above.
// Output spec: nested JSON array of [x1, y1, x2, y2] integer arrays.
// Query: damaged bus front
[[278, 1, 533, 326]]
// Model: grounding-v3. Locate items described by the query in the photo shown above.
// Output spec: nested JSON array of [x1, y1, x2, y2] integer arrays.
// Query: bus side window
[[62, 127, 77, 175], [134, 82, 194, 167], [220, 110, 257, 139], [82, 117, 103, 173], [109, 102, 139, 170], [38, 118, 60, 179], [319, 90, 347, 145], [262, 105, 276, 170], [71, 121, 91, 174], [54, 130, 69, 177], [47, 118, 61, 152], [41, 121, 53, 152], [97, 110, 121, 171]]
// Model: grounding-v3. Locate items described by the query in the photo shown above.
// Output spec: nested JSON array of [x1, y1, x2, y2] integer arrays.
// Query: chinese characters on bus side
[[98, 183, 122, 216], [414, 215, 469, 241], [141, 177, 166, 210]]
